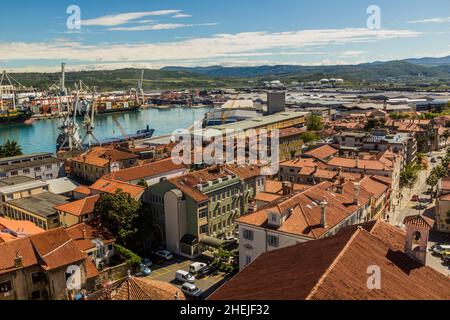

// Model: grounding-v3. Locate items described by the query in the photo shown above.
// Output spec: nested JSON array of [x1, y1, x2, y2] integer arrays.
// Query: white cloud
[[0, 28, 421, 71], [409, 16, 450, 24], [82, 10, 181, 27], [173, 13, 192, 18], [109, 23, 218, 31]]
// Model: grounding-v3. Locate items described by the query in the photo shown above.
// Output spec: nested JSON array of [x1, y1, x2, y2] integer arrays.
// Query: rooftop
[[110, 276, 185, 300], [104, 158, 186, 182], [89, 178, 145, 199], [8, 192, 69, 218], [54, 195, 100, 217], [66, 222, 115, 252], [72, 147, 139, 168], [304, 145, 338, 161], [47, 177, 80, 195], [209, 221, 450, 300], [0, 157, 63, 173]]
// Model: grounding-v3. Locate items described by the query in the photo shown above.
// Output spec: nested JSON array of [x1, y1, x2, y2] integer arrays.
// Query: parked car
[[189, 262, 207, 274], [181, 283, 203, 299], [176, 270, 196, 283], [431, 244, 450, 256], [411, 195, 419, 202], [136, 264, 151, 277], [142, 258, 153, 268], [154, 250, 174, 261], [196, 264, 219, 278], [431, 157, 437, 163]]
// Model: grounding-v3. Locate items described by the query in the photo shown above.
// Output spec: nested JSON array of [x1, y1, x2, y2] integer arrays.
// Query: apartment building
[[70, 147, 139, 184], [0, 153, 65, 181], [144, 165, 264, 258]]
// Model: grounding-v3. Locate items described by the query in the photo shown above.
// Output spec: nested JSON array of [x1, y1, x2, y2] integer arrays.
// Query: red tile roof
[[90, 178, 145, 199], [304, 145, 338, 161], [0, 228, 87, 274], [0, 217, 45, 238], [103, 158, 186, 182], [209, 221, 450, 300], [66, 222, 115, 251], [72, 147, 138, 168], [111, 276, 185, 300], [54, 195, 100, 217]]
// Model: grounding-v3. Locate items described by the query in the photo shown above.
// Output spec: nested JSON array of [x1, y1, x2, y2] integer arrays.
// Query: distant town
[[0, 58, 449, 302]]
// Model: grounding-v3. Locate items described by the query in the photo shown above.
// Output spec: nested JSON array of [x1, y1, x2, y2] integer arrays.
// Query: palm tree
[[0, 139, 23, 158]]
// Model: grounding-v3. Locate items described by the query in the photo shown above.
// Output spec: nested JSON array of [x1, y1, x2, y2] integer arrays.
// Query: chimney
[[320, 201, 328, 228], [282, 181, 293, 196], [355, 157, 360, 168], [82, 226, 87, 239], [14, 250, 23, 268], [353, 182, 361, 205]]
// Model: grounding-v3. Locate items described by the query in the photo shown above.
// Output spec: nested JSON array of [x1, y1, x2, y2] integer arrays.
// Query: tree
[[94, 190, 141, 246], [306, 115, 323, 132], [0, 139, 23, 158], [364, 118, 385, 131], [299, 132, 320, 143], [443, 130, 450, 148], [427, 165, 448, 196], [137, 179, 148, 188], [400, 164, 420, 189]]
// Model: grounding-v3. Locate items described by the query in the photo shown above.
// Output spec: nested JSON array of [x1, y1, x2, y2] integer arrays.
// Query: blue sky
[[0, 0, 449, 72]]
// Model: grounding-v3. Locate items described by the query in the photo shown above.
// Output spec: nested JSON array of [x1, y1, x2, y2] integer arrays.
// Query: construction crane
[[81, 92, 101, 148]]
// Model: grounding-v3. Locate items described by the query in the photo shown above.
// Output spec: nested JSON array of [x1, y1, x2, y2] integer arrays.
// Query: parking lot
[[427, 233, 450, 277], [145, 256, 229, 299]]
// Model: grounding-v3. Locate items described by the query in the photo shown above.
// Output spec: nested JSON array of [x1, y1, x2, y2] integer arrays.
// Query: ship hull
[[0, 111, 32, 124]]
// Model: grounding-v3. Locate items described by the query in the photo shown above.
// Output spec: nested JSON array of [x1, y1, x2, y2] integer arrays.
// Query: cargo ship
[[0, 107, 32, 124]]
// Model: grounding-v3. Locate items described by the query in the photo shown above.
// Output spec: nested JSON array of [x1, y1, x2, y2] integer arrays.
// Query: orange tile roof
[[359, 176, 388, 199], [54, 195, 100, 217], [0, 228, 87, 274], [280, 158, 317, 169], [66, 222, 115, 251], [111, 277, 185, 300], [210, 221, 450, 300], [72, 147, 139, 168], [104, 158, 186, 182], [238, 182, 370, 239], [327, 157, 393, 171], [403, 215, 434, 229], [0, 217, 45, 237], [73, 185, 92, 195], [89, 178, 145, 199], [304, 145, 338, 161]]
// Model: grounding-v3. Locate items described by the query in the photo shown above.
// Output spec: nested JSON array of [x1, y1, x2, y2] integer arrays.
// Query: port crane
[[81, 90, 101, 148]]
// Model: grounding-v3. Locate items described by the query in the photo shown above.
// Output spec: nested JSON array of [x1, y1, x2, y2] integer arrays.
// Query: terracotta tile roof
[[54, 195, 100, 217], [403, 215, 434, 229], [103, 158, 186, 182], [304, 145, 338, 161], [280, 158, 317, 169], [327, 157, 393, 171], [72, 147, 139, 168], [0, 217, 45, 238], [359, 176, 388, 199], [278, 127, 306, 139], [238, 182, 369, 239], [73, 185, 91, 195], [85, 259, 100, 279], [263, 180, 309, 194], [111, 276, 185, 300], [66, 222, 115, 252], [255, 192, 282, 203], [0, 228, 87, 274], [209, 221, 450, 300], [89, 178, 145, 199], [169, 165, 261, 203]]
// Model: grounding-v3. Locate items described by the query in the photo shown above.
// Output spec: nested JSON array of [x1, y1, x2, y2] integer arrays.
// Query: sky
[[0, 0, 449, 72]]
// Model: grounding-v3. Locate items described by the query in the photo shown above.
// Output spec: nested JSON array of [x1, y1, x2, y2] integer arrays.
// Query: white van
[[175, 270, 196, 283], [189, 262, 207, 274]]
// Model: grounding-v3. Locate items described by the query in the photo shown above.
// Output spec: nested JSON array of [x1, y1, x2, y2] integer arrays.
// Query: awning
[[180, 234, 198, 246], [199, 236, 225, 248]]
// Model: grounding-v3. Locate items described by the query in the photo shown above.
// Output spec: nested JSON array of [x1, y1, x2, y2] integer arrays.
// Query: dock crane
[[81, 91, 101, 148]]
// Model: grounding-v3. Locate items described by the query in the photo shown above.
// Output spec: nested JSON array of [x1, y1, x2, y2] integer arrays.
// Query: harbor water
[[0, 107, 210, 154]]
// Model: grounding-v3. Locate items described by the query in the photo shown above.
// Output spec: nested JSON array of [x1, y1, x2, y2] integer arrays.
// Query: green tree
[[364, 118, 386, 131], [306, 115, 323, 132], [94, 190, 141, 246], [0, 139, 23, 158], [400, 164, 420, 189], [137, 179, 149, 188], [299, 132, 320, 143], [443, 130, 450, 148]]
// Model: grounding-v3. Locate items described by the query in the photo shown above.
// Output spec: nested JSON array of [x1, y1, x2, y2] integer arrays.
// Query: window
[[108, 244, 113, 251], [200, 224, 208, 234], [0, 281, 12, 293], [243, 229, 254, 241], [245, 255, 252, 265], [11, 171, 18, 176], [199, 208, 208, 219], [23, 168, 30, 174], [46, 165, 52, 170], [268, 235, 279, 247], [34, 167, 41, 172]]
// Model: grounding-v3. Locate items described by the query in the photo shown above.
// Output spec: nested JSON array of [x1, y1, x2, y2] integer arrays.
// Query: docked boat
[[0, 107, 32, 124]]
